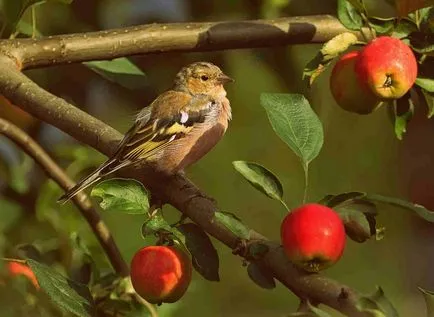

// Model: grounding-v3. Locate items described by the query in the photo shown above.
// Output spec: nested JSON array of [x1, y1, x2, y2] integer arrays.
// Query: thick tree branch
[[0, 56, 367, 316], [0, 15, 370, 69], [0, 115, 129, 277]]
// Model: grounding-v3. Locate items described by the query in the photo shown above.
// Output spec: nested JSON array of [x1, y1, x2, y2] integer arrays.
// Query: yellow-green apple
[[281, 203, 346, 273], [130, 246, 192, 304], [330, 50, 382, 114], [355, 36, 417, 99]]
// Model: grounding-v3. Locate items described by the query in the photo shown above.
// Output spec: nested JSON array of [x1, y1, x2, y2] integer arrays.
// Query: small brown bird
[[58, 62, 233, 203]]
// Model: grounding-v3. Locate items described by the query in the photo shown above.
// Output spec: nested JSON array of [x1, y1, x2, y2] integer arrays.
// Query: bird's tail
[[57, 159, 130, 204]]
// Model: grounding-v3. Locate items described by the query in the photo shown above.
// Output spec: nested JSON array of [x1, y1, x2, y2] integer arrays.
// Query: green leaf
[[27, 259, 94, 317], [416, 77, 434, 92], [366, 193, 434, 222], [322, 191, 366, 207], [84, 58, 147, 90], [356, 287, 399, 317], [214, 211, 250, 239], [260, 93, 323, 168], [247, 262, 275, 289], [15, 20, 42, 37], [393, 93, 414, 140], [232, 161, 285, 205], [420, 88, 434, 118], [337, 0, 364, 31], [1, 0, 72, 37], [178, 223, 220, 282], [335, 201, 379, 243], [419, 287, 434, 317], [303, 32, 358, 86], [322, 192, 379, 243], [91, 178, 150, 214], [392, 19, 418, 38], [369, 17, 396, 35], [141, 212, 172, 237]]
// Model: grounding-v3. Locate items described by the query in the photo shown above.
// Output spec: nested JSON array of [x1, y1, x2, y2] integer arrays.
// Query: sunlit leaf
[[27, 259, 94, 317], [84, 58, 147, 90], [416, 77, 434, 92], [91, 178, 149, 214], [260, 93, 323, 168], [214, 212, 250, 239], [419, 287, 434, 317], [247, 262, 275, 289], [303, 32, 358, 85], [232, 161, 285, 204], [178, 223, 220, 281], [337, 0, 364, 30]]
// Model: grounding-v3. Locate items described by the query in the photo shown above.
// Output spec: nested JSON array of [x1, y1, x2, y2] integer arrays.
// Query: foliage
[[1, 0, 434, 316]]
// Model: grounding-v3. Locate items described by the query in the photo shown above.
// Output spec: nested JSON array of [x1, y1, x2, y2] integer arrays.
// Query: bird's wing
[[117, 91, 215, 162]]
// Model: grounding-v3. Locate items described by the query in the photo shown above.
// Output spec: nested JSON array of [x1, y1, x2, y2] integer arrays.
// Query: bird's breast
[[155, 98, 231, 173]]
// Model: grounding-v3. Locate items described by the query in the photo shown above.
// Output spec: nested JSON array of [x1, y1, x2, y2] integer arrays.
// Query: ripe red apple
[[355, 36, 417, 100], [281, 203, 346, 272], [330, 50, 382, 114], [130, 246, 192, 304], [7, 261, 39, 289]]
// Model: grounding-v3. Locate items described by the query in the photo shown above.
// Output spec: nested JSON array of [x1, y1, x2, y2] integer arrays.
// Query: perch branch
[[0, 15, 370, 70], [0, 115, 129, 277], [0, 55, 367, 316]]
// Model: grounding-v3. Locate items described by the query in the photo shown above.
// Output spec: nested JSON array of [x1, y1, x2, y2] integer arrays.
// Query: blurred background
[[0, 0, 433, 316]]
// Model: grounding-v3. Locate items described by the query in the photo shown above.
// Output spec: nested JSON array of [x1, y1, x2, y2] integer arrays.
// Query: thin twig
[[0, 117, 129, 277]]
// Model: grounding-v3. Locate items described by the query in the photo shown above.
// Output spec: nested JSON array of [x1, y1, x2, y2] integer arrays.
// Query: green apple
[[330, 51, 382, 114], [355, 36, 417, 99]]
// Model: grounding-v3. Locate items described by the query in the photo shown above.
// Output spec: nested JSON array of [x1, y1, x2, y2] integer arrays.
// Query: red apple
[[330, 50, 382, 114], [281, 203, 346, 272], [355, 36, 417, 99], [130, 246, 192, 304], [7, 261, 39, 289]]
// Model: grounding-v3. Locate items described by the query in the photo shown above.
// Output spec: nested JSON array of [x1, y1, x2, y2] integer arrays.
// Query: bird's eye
[[200, 75, 209, 81]]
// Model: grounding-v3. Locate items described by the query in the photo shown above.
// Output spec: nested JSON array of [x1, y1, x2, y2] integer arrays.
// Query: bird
[[58, 62, 233, 203]]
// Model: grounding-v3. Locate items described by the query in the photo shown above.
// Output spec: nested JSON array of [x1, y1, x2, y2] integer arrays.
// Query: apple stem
[[279, 199, 289, 211], [302, 163, 309, 204]]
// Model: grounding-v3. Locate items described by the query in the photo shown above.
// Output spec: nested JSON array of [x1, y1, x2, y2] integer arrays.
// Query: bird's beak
[[217, 73, 234, 84]]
